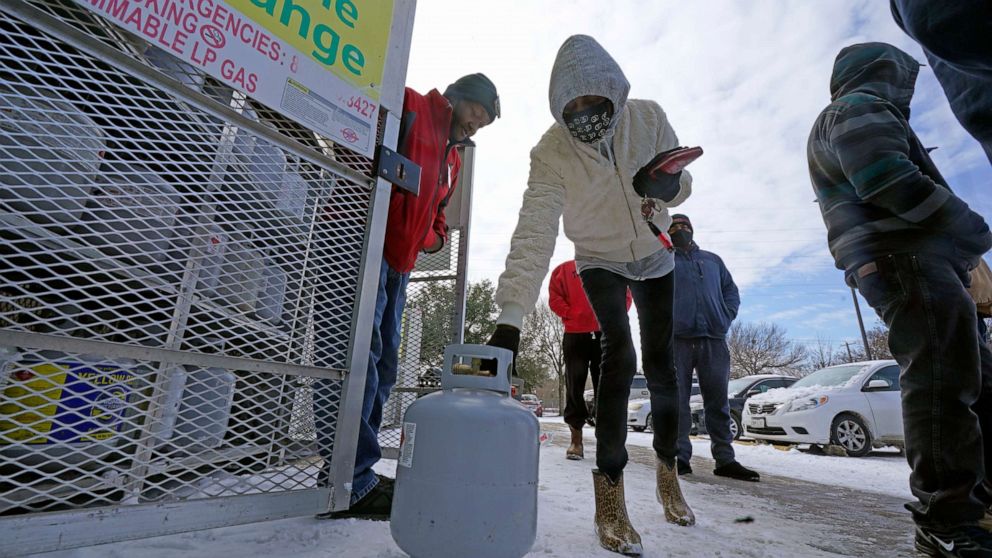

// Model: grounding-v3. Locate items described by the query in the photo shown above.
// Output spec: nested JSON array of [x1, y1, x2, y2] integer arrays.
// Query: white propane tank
[[215, 228, 263, 314], [255, 254, 287, 325], [390, 344, 538, 558], [79, 162, 181, 264], [194, 224, 228, 297], [173, 338, 235, 450], [0, 84, 106, 224], [148, 365, 186, 447]]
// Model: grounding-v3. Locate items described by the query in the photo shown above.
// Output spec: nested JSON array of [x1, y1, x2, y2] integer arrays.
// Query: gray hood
[[549, 35, 629, 135]]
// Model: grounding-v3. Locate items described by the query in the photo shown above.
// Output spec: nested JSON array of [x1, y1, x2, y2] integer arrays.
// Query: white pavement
[[31, 418, 916, 558]]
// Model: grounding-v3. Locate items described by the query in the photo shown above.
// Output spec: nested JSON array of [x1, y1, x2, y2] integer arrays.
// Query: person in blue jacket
[[669, 214, 758, 481]]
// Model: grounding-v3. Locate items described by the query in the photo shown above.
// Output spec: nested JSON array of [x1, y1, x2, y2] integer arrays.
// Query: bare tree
[[727, 322, 807, 378], [516, 300, 562, 396], [526, 301, 566, 409], [851, 322, 892, 362], [860, 324, 893, 360], [806, 335, 843, 371]]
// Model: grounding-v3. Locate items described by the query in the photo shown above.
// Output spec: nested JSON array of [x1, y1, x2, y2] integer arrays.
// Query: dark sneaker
[[713, 461, 760, 482], [315, 479, 392, 521], [677, 460, 692, 475], [915, 523, 992, 557], [376, 474, 395, 494], [316, 471, 392, 492]]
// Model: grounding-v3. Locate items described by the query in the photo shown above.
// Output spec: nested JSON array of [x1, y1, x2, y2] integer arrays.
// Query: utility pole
[[850, 287, 873, 360], [843, 341, 853, 361]]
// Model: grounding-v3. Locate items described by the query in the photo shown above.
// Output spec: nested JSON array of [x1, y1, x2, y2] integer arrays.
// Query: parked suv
[[692, 374, 798, 440]]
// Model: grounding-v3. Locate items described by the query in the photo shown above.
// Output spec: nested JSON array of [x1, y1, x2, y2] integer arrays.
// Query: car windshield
[[727, 377, 753, 395], [791, 365, 865, 389], [521, 395, 537, 402]]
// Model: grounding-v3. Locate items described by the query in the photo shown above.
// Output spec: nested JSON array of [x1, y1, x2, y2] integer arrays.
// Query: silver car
[[583, 375, 652, 426], [626, 383, 700, 432]]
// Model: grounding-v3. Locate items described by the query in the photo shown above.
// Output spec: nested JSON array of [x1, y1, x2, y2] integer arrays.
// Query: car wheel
[[631, 426, 646, 432], [831, 413, 872, 457], [729, 412, 742, 440]]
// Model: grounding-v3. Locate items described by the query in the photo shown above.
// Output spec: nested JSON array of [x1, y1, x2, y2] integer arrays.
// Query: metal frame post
[[0, 0, 417, 552], [448, 146, 476, 344]]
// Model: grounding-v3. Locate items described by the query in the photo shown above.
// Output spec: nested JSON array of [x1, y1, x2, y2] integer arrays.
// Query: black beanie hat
[[670, 214, 693, 232], [443, 73, 501, 121]]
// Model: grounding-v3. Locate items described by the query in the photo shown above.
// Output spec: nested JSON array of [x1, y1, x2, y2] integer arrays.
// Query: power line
[[468, 227, 826, 237]]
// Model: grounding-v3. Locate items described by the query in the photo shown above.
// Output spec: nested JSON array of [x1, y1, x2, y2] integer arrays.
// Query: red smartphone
[[648, 146, 704, 176]]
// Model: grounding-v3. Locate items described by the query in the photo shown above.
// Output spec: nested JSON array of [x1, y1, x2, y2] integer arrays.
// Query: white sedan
[[742, 360, 902, 457], [584, 375, 653, 426], [626, 383, 700, 432]]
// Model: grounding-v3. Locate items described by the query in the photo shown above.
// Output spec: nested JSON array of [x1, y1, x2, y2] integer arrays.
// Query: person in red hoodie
[[549, 259, 630, 460], [318, 74, 500, 520]]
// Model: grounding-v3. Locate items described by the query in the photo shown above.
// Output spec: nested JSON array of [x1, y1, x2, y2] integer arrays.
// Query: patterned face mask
[[564, 102, 613, 143]]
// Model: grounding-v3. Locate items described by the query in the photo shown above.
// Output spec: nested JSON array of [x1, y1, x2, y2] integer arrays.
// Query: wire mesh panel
[[0, 0, 402, 550], [376, 147, 475, 457], [0, 348, 330, 513], [378, 224, 468, 456]]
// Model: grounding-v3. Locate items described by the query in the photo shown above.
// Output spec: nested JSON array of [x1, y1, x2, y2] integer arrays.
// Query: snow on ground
[[32, 418, 914, 558], [620, 427, 912, 500]]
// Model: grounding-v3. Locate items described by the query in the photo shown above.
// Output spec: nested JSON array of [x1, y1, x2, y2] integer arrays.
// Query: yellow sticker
[[226, 0, 393, 98], [0, 362, 68, 443]]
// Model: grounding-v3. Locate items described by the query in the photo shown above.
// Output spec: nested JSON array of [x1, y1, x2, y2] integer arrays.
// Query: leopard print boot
[[656, 457, 695, 526], [592, 470, 642, 556]]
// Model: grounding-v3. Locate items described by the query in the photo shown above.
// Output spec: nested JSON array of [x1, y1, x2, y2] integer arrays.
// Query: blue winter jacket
[[673, 244, 740, 339]]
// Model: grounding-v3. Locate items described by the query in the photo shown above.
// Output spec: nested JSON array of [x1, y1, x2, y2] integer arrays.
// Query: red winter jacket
[[383, 88, 462, 273], [549, 260, 632, 333]]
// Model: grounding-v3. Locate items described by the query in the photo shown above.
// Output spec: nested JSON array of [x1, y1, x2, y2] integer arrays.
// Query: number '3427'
[[346, 96, 376, 118]]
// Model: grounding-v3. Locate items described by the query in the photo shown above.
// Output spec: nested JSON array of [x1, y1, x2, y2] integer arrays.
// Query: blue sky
[[402, 1, 991, 354]]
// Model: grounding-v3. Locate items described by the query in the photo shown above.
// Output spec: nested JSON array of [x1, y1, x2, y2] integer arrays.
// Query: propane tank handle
[[441, 344, 512, 393]]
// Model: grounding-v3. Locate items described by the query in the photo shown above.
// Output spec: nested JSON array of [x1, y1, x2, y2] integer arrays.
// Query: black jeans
[[891, 0, 992, 164], [853, 253, 992, 526], [580, 268, 679, 479], [562, 331, 602, 430]]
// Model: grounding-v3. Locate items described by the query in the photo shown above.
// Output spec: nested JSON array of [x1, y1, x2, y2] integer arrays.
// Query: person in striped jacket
[[807, 42, 992, 557]]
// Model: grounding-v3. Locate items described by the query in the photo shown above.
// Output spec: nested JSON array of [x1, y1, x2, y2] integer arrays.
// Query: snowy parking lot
[[32, 418, 915, 558], [627, 427, 912, 500]]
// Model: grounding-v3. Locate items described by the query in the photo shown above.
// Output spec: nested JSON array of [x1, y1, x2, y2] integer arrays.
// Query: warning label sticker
[[398, 422, 416, 468]]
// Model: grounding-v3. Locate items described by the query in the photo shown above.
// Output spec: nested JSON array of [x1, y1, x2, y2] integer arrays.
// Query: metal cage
[[380, 147, 475, 457], [0, 0, 416, 554]]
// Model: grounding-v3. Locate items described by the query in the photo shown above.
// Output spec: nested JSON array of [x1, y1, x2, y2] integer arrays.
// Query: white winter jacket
[[494, 99, 692, 328], [495, 36, 693, 329]]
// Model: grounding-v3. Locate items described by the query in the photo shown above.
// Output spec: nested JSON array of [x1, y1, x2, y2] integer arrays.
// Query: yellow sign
[[0, 362, 67, 443], [228, 0, 394, 99]]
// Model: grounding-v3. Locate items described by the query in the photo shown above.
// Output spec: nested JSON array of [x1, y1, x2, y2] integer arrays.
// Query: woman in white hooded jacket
[[486, 35, 695, 556]]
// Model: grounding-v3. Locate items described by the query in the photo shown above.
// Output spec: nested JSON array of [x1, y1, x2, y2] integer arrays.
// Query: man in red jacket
[[319, 74, 500, 520], [549, 259, 630, 460]]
